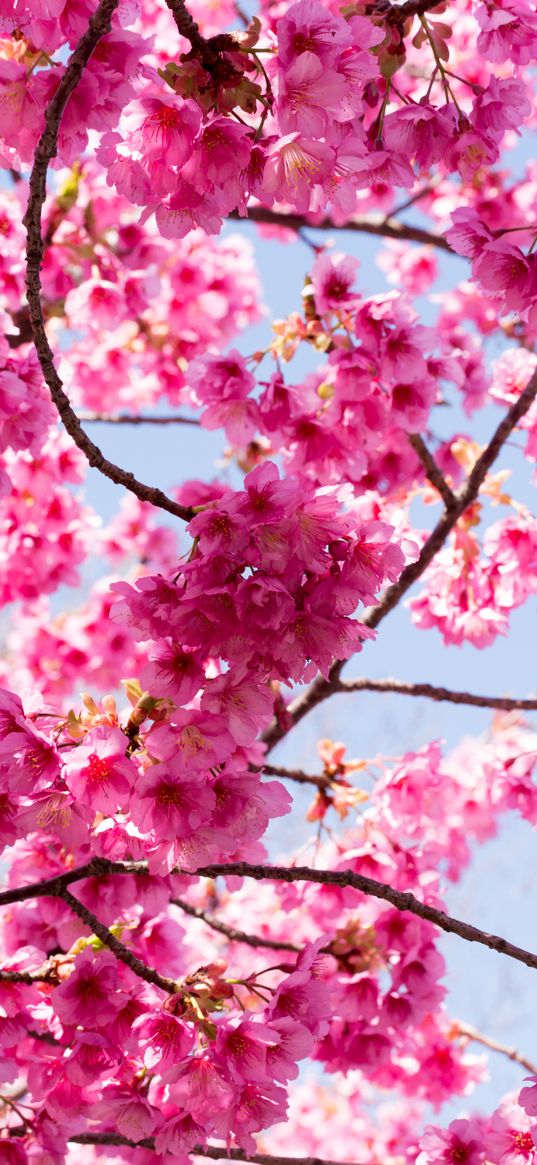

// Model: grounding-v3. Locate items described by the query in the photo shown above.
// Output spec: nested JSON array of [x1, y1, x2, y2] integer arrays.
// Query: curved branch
[[22, 0, 194, 524], [231, 206, 452, 253], [262, 368, 537, 753], [60, 889, 179, 994], [4, 858, 537, 975], [172, 898, 301, 952], [336, 678, 537, 712], [455, 1021, 537, 1076]]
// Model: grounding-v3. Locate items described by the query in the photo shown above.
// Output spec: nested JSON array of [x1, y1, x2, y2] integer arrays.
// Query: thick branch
[[408, 433, 457, 509], [0, 960, 59, 985], [60, 889, 179, 994], [68, 1135, 370, 1165], [78, 412, 200, 426], [22, 0, 194, 524], [0, 857, 144, 908], [4, 858, 537, 974], [456, 1022, 537, 1076], [172, 898, 301, 952], [336, 678, 537, 712], [231, 206, 452, 253], [262, 368, 537, 753]]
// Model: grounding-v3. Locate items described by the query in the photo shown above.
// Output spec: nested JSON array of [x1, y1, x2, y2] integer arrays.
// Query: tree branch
[[408, 433, 457, 509], [4, 858, 537, 975], [262, 764, 331, 789], [231, 206, 452, 253], [262, 368, 537, 753], [455, 1021, 537, 1076], [77, 412, 201, 426], [66, 1135, 371, 1165], [335, 677, 537, 712], [59, 889, 179, 994], [0, 960, 60, 985], [172, 898, 301, 952], [0, 857, 144, 908], [22, 0, 194, 525], [164, 0, 234, 62]]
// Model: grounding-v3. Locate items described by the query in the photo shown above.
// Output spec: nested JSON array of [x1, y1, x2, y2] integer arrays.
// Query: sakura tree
[[0, 0, 537, 1160]]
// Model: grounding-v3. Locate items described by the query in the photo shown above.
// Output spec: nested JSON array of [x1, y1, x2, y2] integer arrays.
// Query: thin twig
[[59, 889, 179, 994], [408, 433, 457, 509], [262, 368, 537, 753], [172, 898, 301, 952], [455, 1022, 537, 1076], [4, 858, 537, 975], [230, 207, 452, 253], [262, 764, 330, 789], [336, 678, 537, 712], [22, 0, 194, 524]]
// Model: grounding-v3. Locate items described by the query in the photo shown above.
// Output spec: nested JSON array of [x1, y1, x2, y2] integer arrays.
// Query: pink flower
[[154, 1112, 206, 1155], [53, 948, 125, 1027], [121, 95, 201, 166], [128, 764, 215, 841], [486, 1096, 536, 1163], [519, 1078, 537, 1118], [187, 350, 255, 405], [261, 134, 334, 213], [311, 252, 359, 316], [277, 54, 347, 138], [147, 710, 234, 770], [417, 1119, 485, 1165], [63, 725, 135, 814], [267, 940, 331, 1035], [140, 641, 205, 703], [132, 1009, 195, 1076], [201, 672, 274, 745], [276, 0, 352, 69], [476, 0, 537, 64]]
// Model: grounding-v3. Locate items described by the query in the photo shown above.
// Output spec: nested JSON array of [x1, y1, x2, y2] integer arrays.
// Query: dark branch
[[263, 763, 331, 789], [60, 889, 179, 994], [408, 433, 457, 509], [22, 0, 194, 524], [68, 1135, 371, 1165], [336, 677, 537, 712], [231, 206, 452, 253], [172, 898, 301, 952], [262, 368, 537, 752], [0, 857, 144, 908], [164, 0, 235, 63], [5, 858, 537, 975], [0, 960, 59, 985], [77, 412, 200, 426]]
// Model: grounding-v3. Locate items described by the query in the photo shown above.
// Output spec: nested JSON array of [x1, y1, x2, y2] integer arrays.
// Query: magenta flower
[[132, 1009, 195, 1076], [417, 1119, 485, 1165], [63, 725, 136, 814], [53, 948, 125, 1027], [128, 764, 215, 841]]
